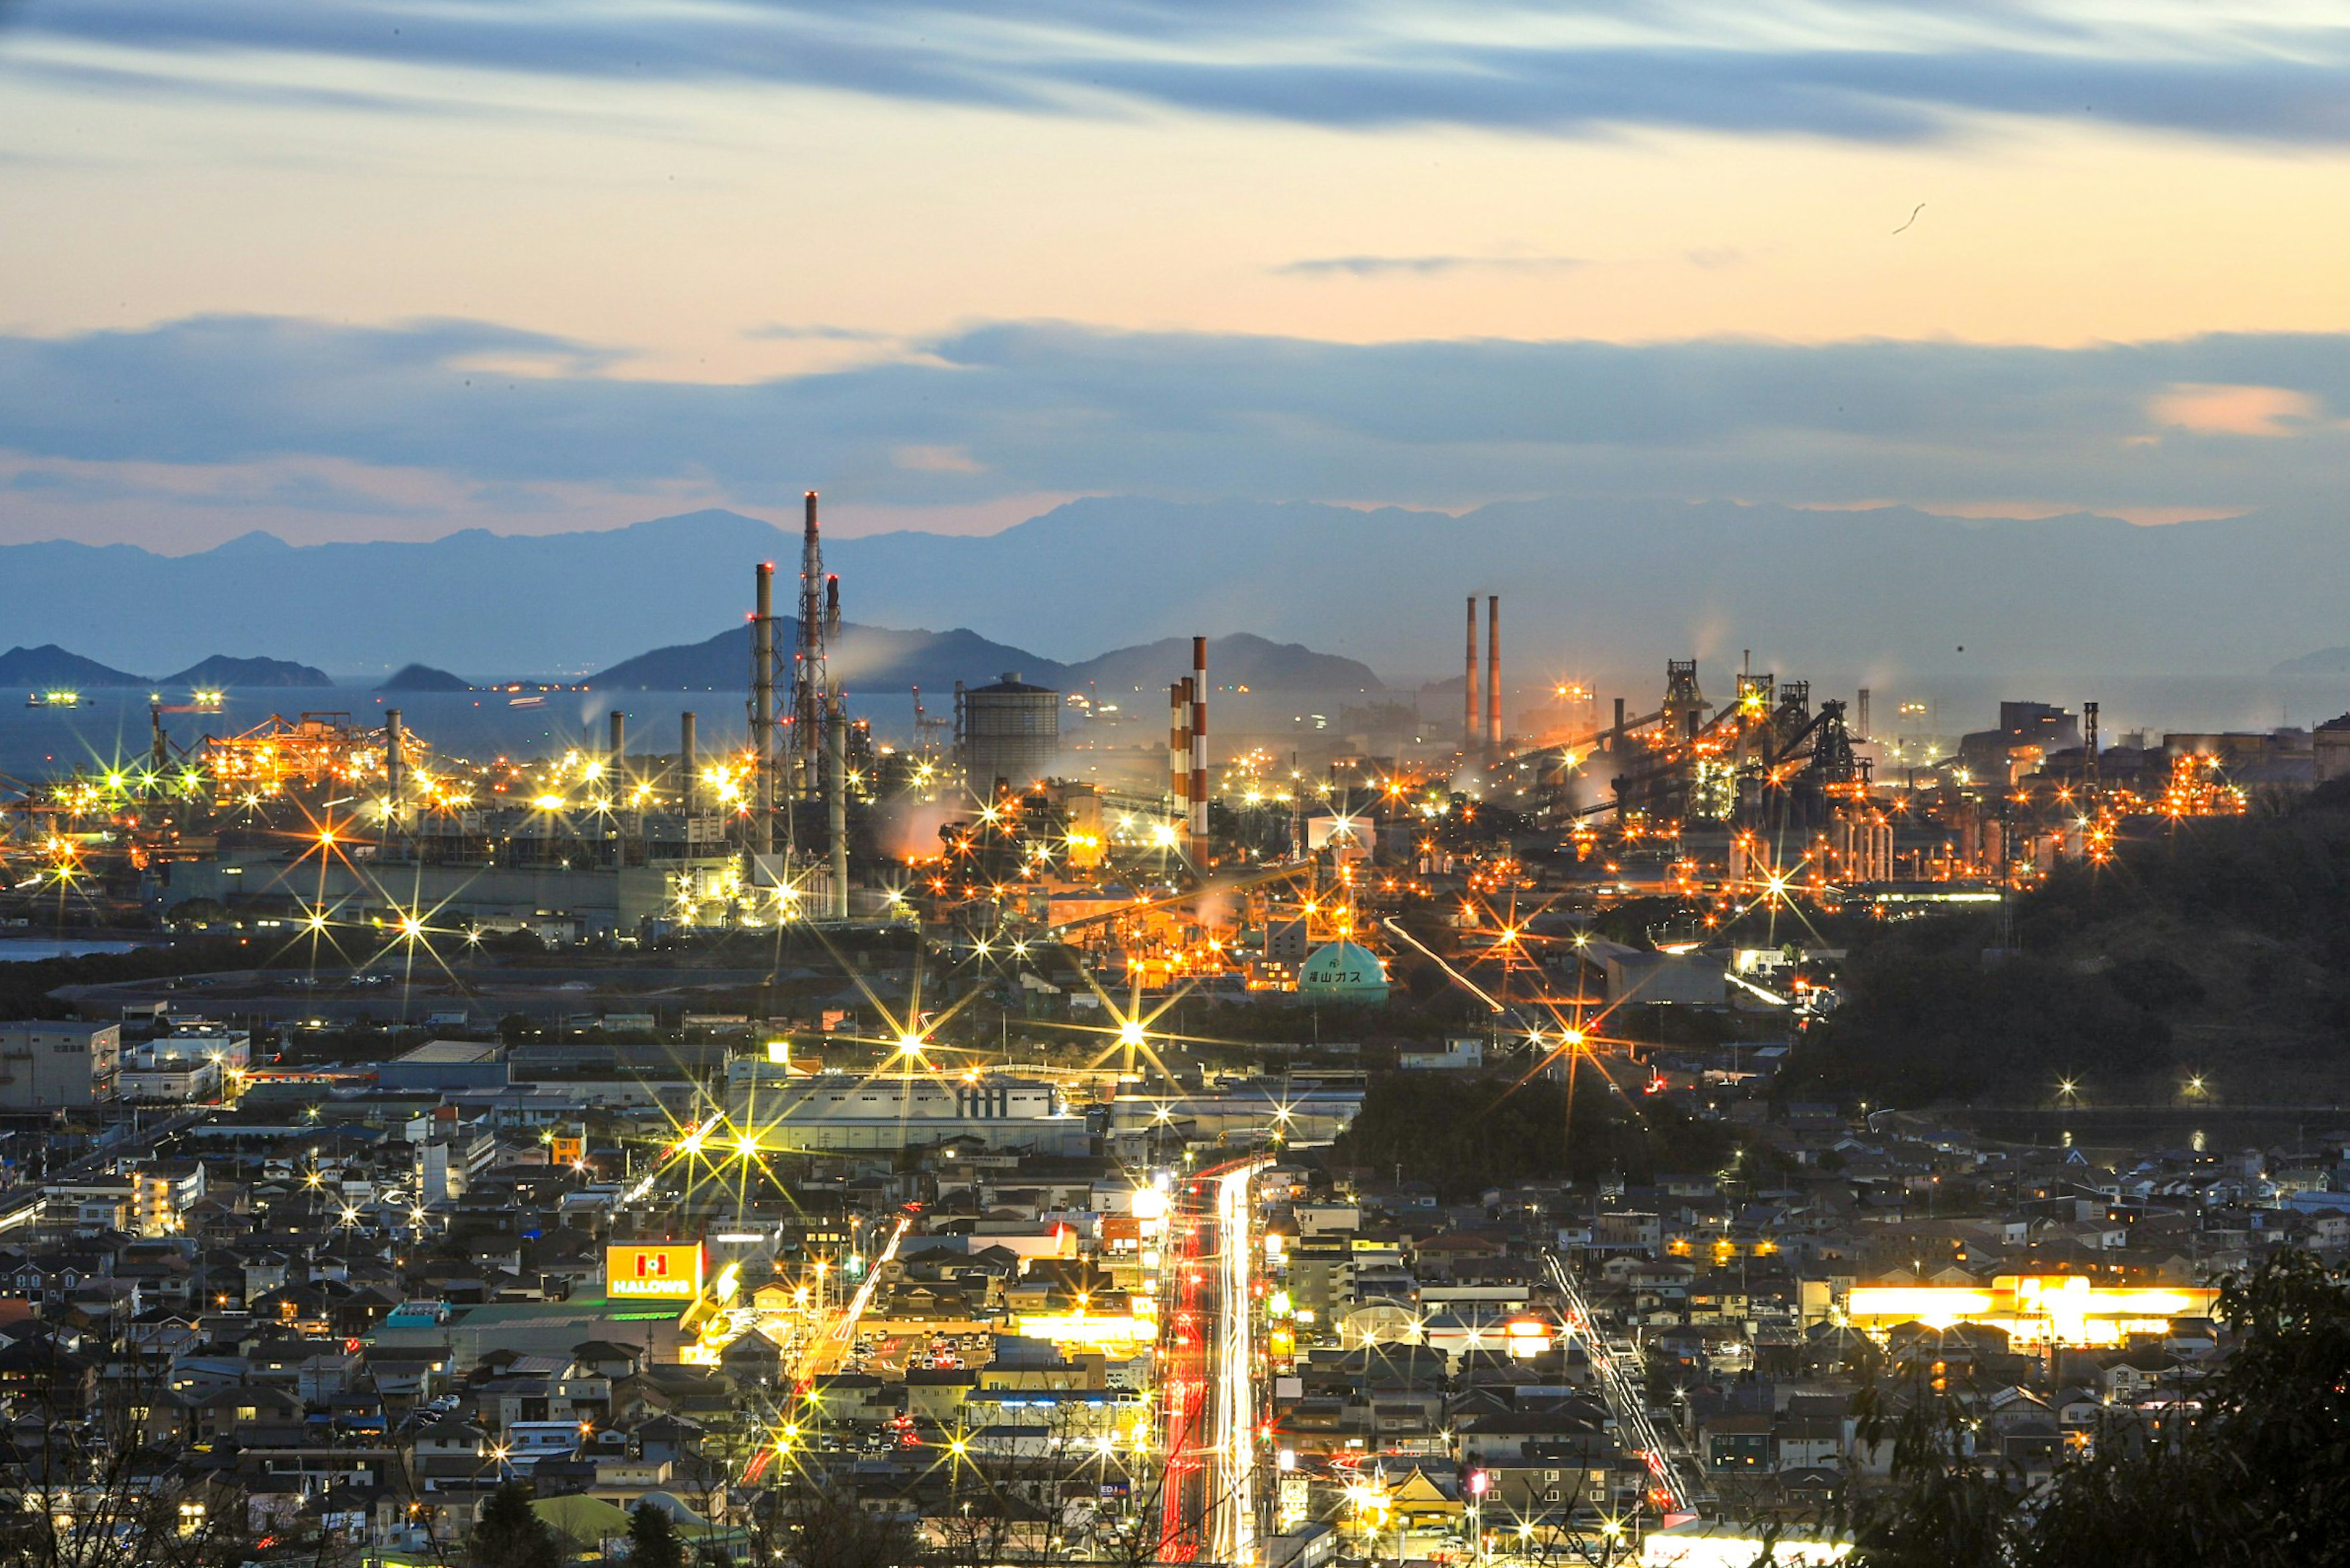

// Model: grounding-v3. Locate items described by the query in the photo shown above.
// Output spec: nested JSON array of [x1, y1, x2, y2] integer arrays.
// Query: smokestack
[[752, 562, 775, 857], [1170, 681, 1190, 821], [824, 574, 841, 685], [826, 700, 849, 921], [1485, 594, 1502, 756], [384, 709, 405, 813], [796, 491, 826, 781], [1464, 595, 1480, 753], [1856, 688, 1871, 742], [608, 709, 626, 771], [1613, 696, 1626, 751], [1190, 637, 1208, 861], [679, 711, 697, 809]]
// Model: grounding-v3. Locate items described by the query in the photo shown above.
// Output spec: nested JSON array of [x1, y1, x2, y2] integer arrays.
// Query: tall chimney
[[752, 562, 775, 857], [679, 711, 697, 810], [1463, 595, 1480, 753], [1856, 688, 1871, 742], [1485, 594, 1502, 756], [826, 700, 850, 921], [1613, 696, 1626, 751], [1190, 637, 1209, 861], [796, 491, 826, 782], [1169, 681, 1190, 824], [608, 709, 626, 771]]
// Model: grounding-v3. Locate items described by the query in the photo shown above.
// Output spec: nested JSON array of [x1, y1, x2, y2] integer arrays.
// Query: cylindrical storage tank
[[961, 671, 1061, 792]]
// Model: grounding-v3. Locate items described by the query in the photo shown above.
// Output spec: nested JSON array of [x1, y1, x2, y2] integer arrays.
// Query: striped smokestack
[[1464, 595, 1479, 753], [1190, 636, 1208, 860], [1169, 680, 1190, 827], [1485, 594, 1502, 756]]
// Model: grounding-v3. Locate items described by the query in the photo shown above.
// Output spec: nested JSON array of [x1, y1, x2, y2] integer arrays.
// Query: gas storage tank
[[962, 671, 1061, 793]]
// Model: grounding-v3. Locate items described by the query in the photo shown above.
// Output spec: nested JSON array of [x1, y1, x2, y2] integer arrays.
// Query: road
[[1155, 1155, 1267, 1565]]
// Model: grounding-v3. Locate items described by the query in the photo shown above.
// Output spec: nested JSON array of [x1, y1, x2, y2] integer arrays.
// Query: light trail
[[792, 1214, 910, 1384], [1155, 1155, 1269, 1564], [1209, 1160, 1266, 1567]]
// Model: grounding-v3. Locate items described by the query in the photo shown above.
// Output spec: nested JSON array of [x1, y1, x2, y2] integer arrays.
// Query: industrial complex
[[0, 505, 2337, 1568]]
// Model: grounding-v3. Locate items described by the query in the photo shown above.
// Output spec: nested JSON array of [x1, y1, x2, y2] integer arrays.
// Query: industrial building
[[960, 671, 1062, 795], [725, 1064, 1088, 1154], [0, 1020, 119, 1109]]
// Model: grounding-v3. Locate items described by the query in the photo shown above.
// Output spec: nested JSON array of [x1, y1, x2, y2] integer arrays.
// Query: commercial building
[[1842, 1275, 2221, 1348], [0, 1021, 119, 1108], [726, 1065, 1087, 1154], [377, 1042, 511, 1092]]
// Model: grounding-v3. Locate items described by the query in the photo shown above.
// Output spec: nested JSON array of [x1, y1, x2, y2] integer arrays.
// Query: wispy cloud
[[9, 1, 2350, 144], [742, 323, 899, 343], [1273, 253, 1586, 278]]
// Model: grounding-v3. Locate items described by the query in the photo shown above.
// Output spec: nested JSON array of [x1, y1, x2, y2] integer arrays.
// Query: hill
[[2274, 646, 2350, 676], [159, 654, 333, 689], [378, 663, 474, 692], [585, 620, 1065, 693], [1062, 633, 1382, 694], [1785, 780, 2350, 1107], [587, 623, 1385, 695], [0, 644, 145, 688]]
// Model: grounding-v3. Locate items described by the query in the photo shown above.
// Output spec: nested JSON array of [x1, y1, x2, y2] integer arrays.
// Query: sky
[[4, 1, 2350, 550]]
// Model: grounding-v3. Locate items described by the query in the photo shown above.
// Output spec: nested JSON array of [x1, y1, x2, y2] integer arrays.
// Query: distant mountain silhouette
[[588, 623, 1381, 695], [2272, 648, 2350, 676], [379, 663, 474, 692], [1061, 633, 1381, 694], [587, 620, 1065, 693], [160, 654, 333, 689], [0, 644, 144, 689], [8, 497, 2350, 685]]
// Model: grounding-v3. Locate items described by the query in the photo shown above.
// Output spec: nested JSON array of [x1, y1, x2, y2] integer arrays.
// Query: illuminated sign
[[606, 1243, 704, 1300], [1843, 1274, 2220, 1346], [1014, 1313, 1154, 1348], [550, 1136, 585, 1167]]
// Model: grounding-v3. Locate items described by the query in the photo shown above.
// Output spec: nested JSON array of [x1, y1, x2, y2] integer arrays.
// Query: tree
[[626, 1503, 685, 1568], [1852, 1252, 2350, 1568], [469, 1484, 561, 1568]]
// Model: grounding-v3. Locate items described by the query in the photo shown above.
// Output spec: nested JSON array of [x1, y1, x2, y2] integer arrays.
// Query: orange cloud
[[2148, 382, 2320, 437]]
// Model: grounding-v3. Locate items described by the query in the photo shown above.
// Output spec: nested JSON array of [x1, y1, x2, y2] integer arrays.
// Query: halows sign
[[606, 1242, 704, 1300]]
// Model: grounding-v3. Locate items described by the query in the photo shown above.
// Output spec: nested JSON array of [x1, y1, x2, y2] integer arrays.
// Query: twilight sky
[[4, 1, 2350, 550]]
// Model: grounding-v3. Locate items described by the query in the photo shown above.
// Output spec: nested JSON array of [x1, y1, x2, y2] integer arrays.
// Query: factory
[[723, 1063, 1089, 1155]]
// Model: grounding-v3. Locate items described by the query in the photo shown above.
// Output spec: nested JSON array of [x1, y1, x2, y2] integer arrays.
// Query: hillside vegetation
[[1787, 779, 2350, 1107]]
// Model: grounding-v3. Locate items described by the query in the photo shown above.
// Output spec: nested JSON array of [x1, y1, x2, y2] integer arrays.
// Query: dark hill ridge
[[0, 645, 331, 690], [379, 663, 474, 692], [160, 654, 332, 689], [0, 644, 145, 688], [585, 625, 1376, 695], [588, 621, 1063, 693], [1064, 634, 1381, 694]]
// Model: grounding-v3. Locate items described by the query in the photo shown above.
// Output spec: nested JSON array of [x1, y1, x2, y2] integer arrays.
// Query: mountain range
[[0, 644, 331, 690], [585, 625, 1382, 695], [9, 498, 2350, 687]]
